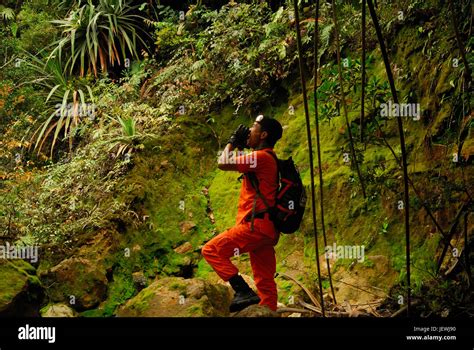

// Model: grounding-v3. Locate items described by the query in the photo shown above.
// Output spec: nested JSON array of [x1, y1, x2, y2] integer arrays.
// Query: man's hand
[[228, 124, 250, 150], [218, 143, 236, 171]]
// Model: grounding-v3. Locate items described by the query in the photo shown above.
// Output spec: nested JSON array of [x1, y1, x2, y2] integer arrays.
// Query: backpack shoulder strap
[[265, 150, 278, 166], [265, 150, 279, 185], [245, 150, 279, 231]]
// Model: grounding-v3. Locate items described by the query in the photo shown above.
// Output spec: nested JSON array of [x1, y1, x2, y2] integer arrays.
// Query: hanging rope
[[360, 0, 366, 144], [292, 0, 326, 317], [313, 0, 337, 305], [331, 0, 367, 200], [436, 202, 470, 272], [366, 0, 411, 316]]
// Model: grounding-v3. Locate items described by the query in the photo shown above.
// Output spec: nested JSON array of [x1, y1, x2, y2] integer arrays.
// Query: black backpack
[[247, 151, 306, 234]]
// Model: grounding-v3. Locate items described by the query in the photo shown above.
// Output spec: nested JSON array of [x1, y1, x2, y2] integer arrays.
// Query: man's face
[[247, 122, 267, 149]]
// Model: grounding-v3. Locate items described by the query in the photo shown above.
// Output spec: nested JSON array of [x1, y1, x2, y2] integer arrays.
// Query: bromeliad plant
[[48, 0, 149, 77], [25, 0, 150, 157], [103, 114, 159, 158], [27, 53, 94, 157], [106, 115, 137, 157]]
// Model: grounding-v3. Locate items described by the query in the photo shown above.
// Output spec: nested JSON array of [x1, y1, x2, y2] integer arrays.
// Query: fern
[[0, 6, 15, 21]]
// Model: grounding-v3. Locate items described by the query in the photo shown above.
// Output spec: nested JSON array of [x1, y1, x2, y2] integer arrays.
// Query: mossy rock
[[39, 257, 108, 311], [0, 260, 43, 316], [41, 303, 77, 317], [116, 277, 232, 317]]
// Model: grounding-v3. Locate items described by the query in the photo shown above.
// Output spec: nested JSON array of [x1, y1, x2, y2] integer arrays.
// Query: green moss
[[208, 170, 240, 231], [362, 258, 375, 268], [104, 284, 157, 317], [195, 259, 214, 279], [0, 260, 39, 312], [169, 281, 187, 294], [82, 273, 136, 317], [187, 304, 204, 316]]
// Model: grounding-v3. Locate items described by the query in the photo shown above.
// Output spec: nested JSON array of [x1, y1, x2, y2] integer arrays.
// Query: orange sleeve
[[235, 151, 261, 173]]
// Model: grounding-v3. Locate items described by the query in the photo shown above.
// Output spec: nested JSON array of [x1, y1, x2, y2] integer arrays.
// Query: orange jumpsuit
[[202, 148, 280, 311]]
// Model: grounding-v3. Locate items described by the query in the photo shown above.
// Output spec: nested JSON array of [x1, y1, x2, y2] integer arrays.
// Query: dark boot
[[228, 274, 260, 312]]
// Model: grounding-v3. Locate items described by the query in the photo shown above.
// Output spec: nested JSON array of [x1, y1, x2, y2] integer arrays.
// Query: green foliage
[[0, 138, 138, 245], [0, 6, 15, 22], [26, 54, 94, 156], [16, 6, 57, 53], [104, 115, 140, 157], [0, 0, 472, 317], [147, 2, 297, 118], [49, 0, 149, 76], [82, 272, 136, 317]]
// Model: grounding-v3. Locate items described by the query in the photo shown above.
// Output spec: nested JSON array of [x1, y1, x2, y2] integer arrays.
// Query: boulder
[[39, 257, 108, 310], [41, 303, 77, 317], [0, 259, 43, 317], [116, 277, 232, 317], [76, 229, 119, 267]]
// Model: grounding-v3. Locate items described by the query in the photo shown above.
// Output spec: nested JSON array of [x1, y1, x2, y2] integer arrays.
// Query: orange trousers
[[202, 215, 279, 311]]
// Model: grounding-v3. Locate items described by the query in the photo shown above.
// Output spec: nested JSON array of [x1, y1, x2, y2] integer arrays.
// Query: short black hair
[[256, 115, 283, 147]]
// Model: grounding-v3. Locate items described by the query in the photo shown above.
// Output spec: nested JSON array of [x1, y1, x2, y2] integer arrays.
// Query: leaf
[[10, 22, 18, 36], [277, 43, 287, 60], [0, 6, 15, 21], [48, 0, 148, 76]]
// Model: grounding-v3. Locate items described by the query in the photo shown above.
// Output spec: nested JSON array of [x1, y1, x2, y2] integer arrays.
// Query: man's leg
[[202, 222, 275, 311], [201, 227, 240, 281], [249, 244, 278, 311], [202, 223, 274, 281]]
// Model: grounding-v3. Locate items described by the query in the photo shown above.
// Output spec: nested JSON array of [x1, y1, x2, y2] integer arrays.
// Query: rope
[[360, 0, 367, 143], [292, 0, 326, 317], [366, 0, 411, 316], [313, 0, 337, 305]]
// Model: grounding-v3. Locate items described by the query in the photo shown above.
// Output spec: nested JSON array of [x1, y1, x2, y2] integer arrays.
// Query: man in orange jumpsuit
[[202, 115, 283, 312]]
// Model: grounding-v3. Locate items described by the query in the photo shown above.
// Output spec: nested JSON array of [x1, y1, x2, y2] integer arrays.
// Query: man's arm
[[217, 143, 239, 171]]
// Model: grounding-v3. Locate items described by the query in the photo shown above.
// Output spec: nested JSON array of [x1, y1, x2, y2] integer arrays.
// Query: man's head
[[247, 115, 283, 149]]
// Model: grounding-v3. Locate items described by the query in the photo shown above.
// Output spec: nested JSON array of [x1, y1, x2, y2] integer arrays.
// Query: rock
[[116, 277, 232, 317], [40, 257, 108, 310], [233, 304, 280, 317], [132, 272, 148, 291], [174, 242, 193, 254], [179, 221, 196, 234], [323, 254, 397, 306], [41, 303, 77, 317], [0, 260, 43, 317], [76, 229, 119, 267]]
